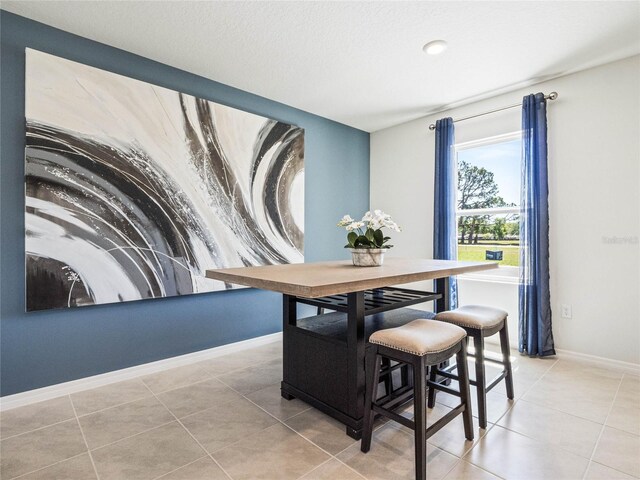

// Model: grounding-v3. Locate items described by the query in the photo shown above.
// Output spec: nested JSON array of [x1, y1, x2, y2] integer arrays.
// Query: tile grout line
[[228, 380, 418, 468], [68, 394, 102, 480], [587, 459, 640, 479], [84, 419, 177, 452], [449, 356, 560, 478], [2, 348, 390, 478], [460, 358, 628, 480], [7, 451, 90, 480], [219, 377, 344, 458], [2, 353, 284, 479], [0, 398, 100, 480], [1, 371, 222, 442], [138, 350, 284, 393], [4, 400, 181, 476], [290, 457, 366, 480], [290, 458, 334, 480], [0, 415, 78, 442], [1, 397, 175, 444], [213, 375, 372, 479], [138, 368, 213, 396], [511, 357, 631, 427], [509, 395, 614, 426], [10, 351, 332, 479], [467, 460, 508, 480], [138, 356, 280, 395], [583, 373, 625, 480], [442, 456, 508, 480], [500, 358, 630, 480], [140, 381, 236, 480], [440, 429, 497, 480], [485, 417, 597, 463], [329, 458, 369, 480], [151, 455, 210, 480], [437, 414, 504, 479], [10, 348, 611, 480], [73, 393, 152, 419], [0, 360, 262, 442]]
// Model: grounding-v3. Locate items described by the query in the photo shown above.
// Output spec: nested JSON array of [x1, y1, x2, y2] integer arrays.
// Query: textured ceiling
[[2, 1, 639, 132]]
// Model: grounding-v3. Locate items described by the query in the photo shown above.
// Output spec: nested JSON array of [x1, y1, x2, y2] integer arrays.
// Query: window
[[455, 132, 521, 276]]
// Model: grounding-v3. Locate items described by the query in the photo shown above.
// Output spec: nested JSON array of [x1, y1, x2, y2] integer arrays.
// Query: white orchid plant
[[337, 210, 401, 249]]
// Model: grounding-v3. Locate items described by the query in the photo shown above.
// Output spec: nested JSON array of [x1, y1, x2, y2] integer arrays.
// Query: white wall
[[371, 56, 640, 364]]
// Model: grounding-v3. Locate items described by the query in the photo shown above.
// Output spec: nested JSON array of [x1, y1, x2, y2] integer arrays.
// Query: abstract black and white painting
[[25, 49, 304, 312]]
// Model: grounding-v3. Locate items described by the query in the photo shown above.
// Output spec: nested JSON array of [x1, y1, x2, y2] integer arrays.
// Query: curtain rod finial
[[428, 124, 436, 130], [548, 91, 558, 100]]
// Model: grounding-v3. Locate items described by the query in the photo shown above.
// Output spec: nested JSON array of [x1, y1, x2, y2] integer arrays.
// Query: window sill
[[458, 266, 519, 285]]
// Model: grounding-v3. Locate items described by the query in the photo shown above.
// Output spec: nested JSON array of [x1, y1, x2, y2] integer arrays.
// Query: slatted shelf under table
[[294, 286, 442, 315], [295, 307, 436, 344]]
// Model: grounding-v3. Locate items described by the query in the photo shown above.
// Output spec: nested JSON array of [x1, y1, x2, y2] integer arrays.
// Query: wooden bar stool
[[361, 319, 474, 480], [429, 305, 515, 429]]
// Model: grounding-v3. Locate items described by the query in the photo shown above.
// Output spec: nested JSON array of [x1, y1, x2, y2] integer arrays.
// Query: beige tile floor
[[1, 340, 638, 480]]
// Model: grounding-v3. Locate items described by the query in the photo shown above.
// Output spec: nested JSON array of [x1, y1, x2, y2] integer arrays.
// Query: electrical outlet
[[561, 304, 572, 319]]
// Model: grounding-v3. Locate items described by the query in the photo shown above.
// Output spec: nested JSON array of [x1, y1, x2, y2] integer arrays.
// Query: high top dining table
[[206, 257, 497, 439]]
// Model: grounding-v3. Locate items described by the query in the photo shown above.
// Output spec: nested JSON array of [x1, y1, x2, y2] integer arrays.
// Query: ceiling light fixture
[[423, 40, 447, 55]]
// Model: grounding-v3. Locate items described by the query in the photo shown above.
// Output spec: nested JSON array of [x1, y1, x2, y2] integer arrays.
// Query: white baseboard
[[0, 332, 282, 412], [483, 341, 639, 375], [554, 348, 639, 375]]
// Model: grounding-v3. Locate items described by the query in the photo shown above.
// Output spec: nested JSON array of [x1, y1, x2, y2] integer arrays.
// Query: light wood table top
[[206, 258, 498, 298]]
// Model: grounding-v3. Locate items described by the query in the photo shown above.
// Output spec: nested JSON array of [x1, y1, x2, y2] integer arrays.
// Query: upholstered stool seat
[[369, 319, 466, 356], [431, 305, 515, 429], [435, 305, 507, 330], [361, 319, 473, 480]]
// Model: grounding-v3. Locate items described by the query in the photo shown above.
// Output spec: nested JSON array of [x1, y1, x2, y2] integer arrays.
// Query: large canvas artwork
[[25, 49, 304, 312]]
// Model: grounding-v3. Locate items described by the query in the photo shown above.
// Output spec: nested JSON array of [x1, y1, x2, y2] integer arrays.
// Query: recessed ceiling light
[[423, 40, 447, 55]]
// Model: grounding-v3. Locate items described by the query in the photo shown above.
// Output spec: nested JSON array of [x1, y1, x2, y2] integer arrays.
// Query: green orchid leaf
[[373, 229, 384, 247], [365, 228, 374, 242], [355, 235, 372, 248], [347, 231, 358, 247]]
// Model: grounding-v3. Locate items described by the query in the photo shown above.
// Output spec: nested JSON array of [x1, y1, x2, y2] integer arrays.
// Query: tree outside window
[[455, 133, 521, 268]]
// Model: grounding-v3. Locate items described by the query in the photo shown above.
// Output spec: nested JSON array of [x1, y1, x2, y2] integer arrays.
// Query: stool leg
[[473, 334, 488, 429], [361, 349, 382, 453], [400, 363, 409, 389], [499, 320, 515, 400], [456, 341, 474, 441], [413, 357, 427, 480], [427, 365, 438, 408], [381, 357, 393, 395]]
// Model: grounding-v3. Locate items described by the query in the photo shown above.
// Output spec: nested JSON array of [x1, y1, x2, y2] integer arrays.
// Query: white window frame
[[455, 131, 521, 281]]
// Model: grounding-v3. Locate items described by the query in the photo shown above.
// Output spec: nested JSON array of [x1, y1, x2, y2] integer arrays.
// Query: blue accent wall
[[0, 11, 370, 396]]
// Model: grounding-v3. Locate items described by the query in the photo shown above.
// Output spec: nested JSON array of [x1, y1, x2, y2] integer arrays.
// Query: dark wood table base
[[280, 283, 448, 439]]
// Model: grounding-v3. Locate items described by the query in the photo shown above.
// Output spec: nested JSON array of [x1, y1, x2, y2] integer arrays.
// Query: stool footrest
[[486, 371, 508, 392], [466, 353, 507, 367], [376, 385, 414, 412], [439, 363, 508, 392], [379, 362, 407, 377], [427, 380, 460, 398], [372, 400, 468, 441], [432, 369, 458, 381], [426, 404, 466, 440], [372, 404, 415, 430]]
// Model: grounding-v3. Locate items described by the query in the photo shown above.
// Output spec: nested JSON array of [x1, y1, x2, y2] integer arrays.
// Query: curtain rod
[[428, 92, 558, 131]]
